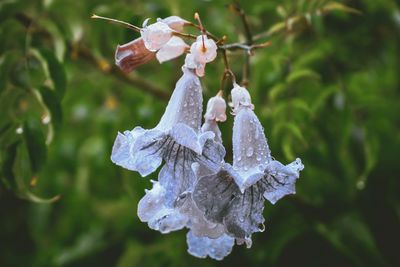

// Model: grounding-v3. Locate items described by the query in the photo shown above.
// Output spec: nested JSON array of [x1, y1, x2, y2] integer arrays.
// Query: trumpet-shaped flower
[[193, 84, 304, 243], [112, 68, 225, 233]]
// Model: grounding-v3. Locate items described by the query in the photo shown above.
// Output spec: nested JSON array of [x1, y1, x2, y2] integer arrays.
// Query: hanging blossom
[[184, 35, 217, 77], [115, 16, 189, 73], [193, 83, 304, 247], [111, 66, 225, 232], [135, 93, 235, 260], [184, 94, 234, 260]]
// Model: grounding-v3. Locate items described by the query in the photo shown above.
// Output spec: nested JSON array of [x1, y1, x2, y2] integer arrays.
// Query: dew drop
[[246, 147, 254, 157]]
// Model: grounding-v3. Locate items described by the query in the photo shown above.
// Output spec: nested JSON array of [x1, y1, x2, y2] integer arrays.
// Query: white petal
[[129, 128, 165, 176], [161, 16, 188, 32], [232, 108, 271, 188], [201, 120, 222, 144], [261, 158, 304, 204], [156, 36, 188, 63], [147, 208, 188, 233], [190, 35, 217, 64], [137, 182, 166, 222], [186, 231, 235, 260], [111, 127, 145, 171], [230, 83, 254, 113], [156, 68, 202, 132], [141, 21, 172, 51], [204, 95, 227, 122]]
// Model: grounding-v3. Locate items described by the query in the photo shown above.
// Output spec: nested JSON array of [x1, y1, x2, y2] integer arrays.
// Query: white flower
[[141, 21, 173, 51], [202, 93, 227, 144], [230, 83, 254, 114], [190, 35, 217, 63], [192, 84, 304, 243], [184, 35, 218, 77]]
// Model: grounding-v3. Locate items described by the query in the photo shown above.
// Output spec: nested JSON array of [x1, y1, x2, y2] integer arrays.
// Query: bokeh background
[[1, 0, 399, 266]]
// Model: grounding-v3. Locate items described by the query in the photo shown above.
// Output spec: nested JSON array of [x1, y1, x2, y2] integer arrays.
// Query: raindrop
[[246, 147, 254, 157]]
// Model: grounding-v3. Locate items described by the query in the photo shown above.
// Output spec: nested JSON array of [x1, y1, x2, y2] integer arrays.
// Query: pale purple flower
[[193, 84, 304, 244], [112, 67, 225, 232]]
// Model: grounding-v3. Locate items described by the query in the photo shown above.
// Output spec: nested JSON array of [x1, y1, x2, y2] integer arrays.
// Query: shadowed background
[[0, 0, 399, 266]]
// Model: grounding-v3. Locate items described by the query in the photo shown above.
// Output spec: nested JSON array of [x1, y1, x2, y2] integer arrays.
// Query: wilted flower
[[193, 83, 304, 245], [115, 38, 155, 73], [115, 17, 189, 72]]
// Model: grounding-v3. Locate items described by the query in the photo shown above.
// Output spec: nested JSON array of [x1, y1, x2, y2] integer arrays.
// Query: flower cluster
[[110, 15, 304, 261]]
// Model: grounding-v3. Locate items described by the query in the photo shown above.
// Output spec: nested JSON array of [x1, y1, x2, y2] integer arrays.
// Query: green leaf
[[268, 83, 287, 101], [266, 21, 286, 36], [39, 49, 67, 99], [13, 140, 60, 203], [0, 141, 19, 189], [287, 68, 321, 84], [23, 120, 47, 174], [38, 86, 63, 130], [322, 2, 362, 15]]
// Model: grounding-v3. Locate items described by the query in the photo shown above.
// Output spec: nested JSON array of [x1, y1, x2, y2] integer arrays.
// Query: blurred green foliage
[[0, 0, 399, 266]]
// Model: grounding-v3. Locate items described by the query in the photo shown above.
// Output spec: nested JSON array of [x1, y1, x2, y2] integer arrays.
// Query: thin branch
[[228, 2, 253, 87], [219, 49, 236, 92], [91, 14, 141, 32], [76, 46, 170, 101], [221, 41, 272, 53]]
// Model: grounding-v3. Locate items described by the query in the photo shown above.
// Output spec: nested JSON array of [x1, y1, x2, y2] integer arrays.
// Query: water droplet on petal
[[246, 147, 254, 157]]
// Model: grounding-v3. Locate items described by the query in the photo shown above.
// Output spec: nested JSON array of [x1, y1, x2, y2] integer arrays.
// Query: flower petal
[[161, 16, 188, 32], [147, 207, 188, 233], [232, 108, 271, 190], [193, 167, 266, 240], [186, 231, 235, 260], [156, 68, 202, 132], [111, 127, 145, 171], [261, 158, 304, 204], [141, 21, 172, 51], [137, 181, 166, 222], [156, 36, 188, 63], [128, 128, 166, 176], [115, 38, 155, 73]]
